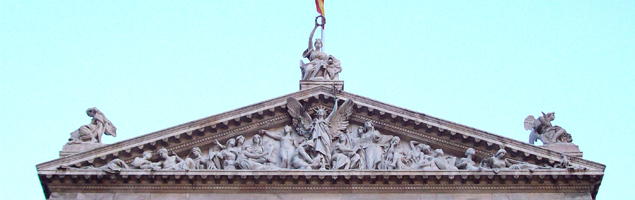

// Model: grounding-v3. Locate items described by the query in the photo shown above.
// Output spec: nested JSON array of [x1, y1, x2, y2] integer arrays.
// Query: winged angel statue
[[524, 112, 572, 145], [286, 97, 354, 168]]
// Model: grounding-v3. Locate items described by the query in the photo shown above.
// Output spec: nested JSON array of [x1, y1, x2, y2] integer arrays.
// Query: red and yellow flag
[[315, 0, 324, 16]]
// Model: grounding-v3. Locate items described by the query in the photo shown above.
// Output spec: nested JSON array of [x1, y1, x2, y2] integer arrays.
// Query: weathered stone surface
[[76, 193, 114, 200], [453, 193, 493, 200], [113, 193, 151, 200], [542, 143, 583, 158], [504, 193, 529, 200], [300, 80, 343, 90], [300, 193, 342, 200], [418, 194, 437, 200], [48, 192, 77, 200], [149, 193, 188, 200], [60, 143, 107, 157], [563, 193, 593, 200], [526, 193, 565, 200]]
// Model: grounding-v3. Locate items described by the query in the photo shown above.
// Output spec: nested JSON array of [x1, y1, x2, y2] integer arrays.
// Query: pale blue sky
[[1, 1, 633, 199]]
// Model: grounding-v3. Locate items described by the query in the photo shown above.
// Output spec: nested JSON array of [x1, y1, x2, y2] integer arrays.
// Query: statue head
[[86, 107, 99, 117], [364, 121, 374, 131], [465, 148, 475, 157], [391, 136, 401, 146], [314, 39, 323, 49], [284, 125, 293, 134], [357, 126, 364, 134], [434, 149, 444, 157], [338, 135, 347, 143], [419, 143, 431, 154], [158, 147, 169, 159], [316, 108, 326, 118], [253, 135, 262, 145], [142, 150, 153, 159], [192, 147, 202, 157], [236, 135, 245, 145], [495, 149, 507, 159], [542, 112, 555, 121], [226, 138, 237, 147]]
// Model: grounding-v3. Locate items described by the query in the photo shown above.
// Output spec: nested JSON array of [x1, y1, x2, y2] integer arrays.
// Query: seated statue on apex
[[299, 17, 341, 81], [68, 107, 117, 144], [524, 112, 572, 145]]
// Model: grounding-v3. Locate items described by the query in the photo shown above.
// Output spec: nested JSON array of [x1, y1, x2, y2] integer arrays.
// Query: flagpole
[[321, 24, 325, 53]]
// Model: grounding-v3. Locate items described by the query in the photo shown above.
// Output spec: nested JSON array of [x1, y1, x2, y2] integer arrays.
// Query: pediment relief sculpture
[[39, 87, 605, 199], [67, 98, 585, 173]]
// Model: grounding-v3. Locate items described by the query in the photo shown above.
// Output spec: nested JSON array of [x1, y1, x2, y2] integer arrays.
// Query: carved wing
[[286, 97, 312, 131], [524, 115, 535, 131], [328, 99, 354, 139]]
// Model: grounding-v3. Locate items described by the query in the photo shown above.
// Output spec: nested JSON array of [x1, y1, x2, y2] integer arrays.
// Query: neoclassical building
[[37, 20, 604, 200]]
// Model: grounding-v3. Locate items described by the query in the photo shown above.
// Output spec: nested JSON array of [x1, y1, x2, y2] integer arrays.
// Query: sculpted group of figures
[[78, 98, 583, 173]]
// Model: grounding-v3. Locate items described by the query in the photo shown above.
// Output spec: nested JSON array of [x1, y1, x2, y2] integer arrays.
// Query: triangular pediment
[[36, 86, 604, 172], [37, 86, 605, 199]]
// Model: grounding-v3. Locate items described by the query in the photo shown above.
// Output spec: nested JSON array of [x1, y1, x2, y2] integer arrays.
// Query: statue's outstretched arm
[[326, 97, 339, 121], [303, 24, 319, 58], [215, 140, 227, 149], [259, 129, 282, 140], [409, 141, 419, 151]]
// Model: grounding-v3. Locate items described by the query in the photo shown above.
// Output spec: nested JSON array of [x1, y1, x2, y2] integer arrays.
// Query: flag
[[315, 0, 324, 16]]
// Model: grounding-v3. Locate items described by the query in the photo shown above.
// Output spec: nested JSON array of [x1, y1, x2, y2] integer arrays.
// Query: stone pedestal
[[60, 143, 108, 157], [300, 80, 344, 90], [541, 143, 583, 158]]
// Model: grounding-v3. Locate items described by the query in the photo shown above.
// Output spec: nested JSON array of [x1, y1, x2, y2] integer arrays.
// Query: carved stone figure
[[480, 149, 547, 173], [131, 150, 160, 170], [382, 136, 407, 170], [300, 20, 341, 81], [554, 153, 587, 171], [260, 125, 296, 169], [331, 134, 363, 170], [431, 149, 458, 170], [216, 138, 239, 170], [84, 158, 129, 173], [238, 135, 278, 170], [455, 148, 480, 171], [68, 107, 117, 144], [182, 147, 210, 170], [524, 112, 572, 144], [408, 141, 434, 170], [157, 147, 189, 170], [287, 97, 354, 169], [207, 146, 223, 170], [291, 139, 320, 169], [358, 121, 393, 169]]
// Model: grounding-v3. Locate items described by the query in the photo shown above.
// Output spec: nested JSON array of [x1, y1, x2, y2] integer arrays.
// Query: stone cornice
[[39, 169, 603, 197]]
